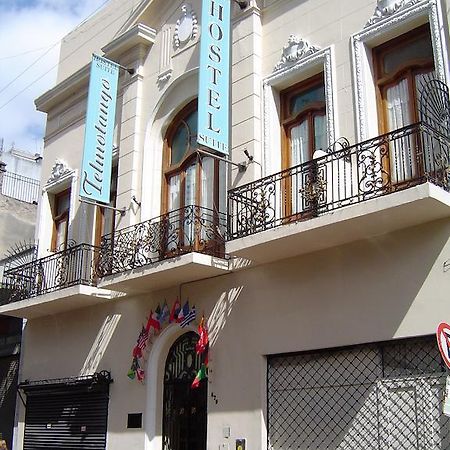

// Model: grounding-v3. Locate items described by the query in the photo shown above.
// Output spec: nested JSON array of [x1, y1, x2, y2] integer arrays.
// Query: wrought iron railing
[[0, 169, 40, 204], [228, 122, 450, 239], [0, 244, 100, 304], [98, 205, 227, 277]]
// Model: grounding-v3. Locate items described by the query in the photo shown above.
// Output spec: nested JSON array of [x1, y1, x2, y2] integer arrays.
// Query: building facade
[[1, 0, 450, 449]]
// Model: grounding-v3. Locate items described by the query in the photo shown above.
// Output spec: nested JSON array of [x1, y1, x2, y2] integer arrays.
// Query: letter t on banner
[[80, 54, 119, 204], [197, 0, 231, 155]]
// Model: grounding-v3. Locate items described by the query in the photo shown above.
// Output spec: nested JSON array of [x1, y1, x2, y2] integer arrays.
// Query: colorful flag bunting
[[196, 316, 209, 354], [160, 301, 170, 325], [177, 301, 189, 323], [146, 310, 161, 332], [191, 363, 207, 389], [170, 298, 181, 323], [181, 305, 196, 328]]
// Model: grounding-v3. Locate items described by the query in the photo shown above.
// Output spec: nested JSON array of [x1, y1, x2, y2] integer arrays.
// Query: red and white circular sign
[[436, 322, 450, 369]]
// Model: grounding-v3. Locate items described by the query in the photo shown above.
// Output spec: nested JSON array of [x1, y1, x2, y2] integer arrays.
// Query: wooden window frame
[[161, 100, 222, 253], [373, 24, 434, 134], [280, 73, 326, 170], [51, 189, 70, 252]]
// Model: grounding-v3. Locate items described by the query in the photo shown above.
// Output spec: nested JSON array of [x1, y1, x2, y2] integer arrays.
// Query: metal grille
[[267, 336, 449, 450]]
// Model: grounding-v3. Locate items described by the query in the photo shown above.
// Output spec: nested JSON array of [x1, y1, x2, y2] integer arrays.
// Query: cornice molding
[[35, 23, 155, 113]]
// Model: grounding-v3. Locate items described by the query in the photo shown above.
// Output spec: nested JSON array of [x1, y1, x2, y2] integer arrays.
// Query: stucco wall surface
[[17, 218, 450, 449]]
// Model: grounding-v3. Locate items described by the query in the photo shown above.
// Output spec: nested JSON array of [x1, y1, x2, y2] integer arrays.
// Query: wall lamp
[[233, 0, 249, 9]]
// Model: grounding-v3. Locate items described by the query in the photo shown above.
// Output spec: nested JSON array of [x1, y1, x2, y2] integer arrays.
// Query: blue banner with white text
[[80, 54, 119, 203], [197, 0, 231, 155]]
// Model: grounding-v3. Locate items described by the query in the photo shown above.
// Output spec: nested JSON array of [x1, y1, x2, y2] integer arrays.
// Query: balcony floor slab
[[227, 183, 450, 265], [0, 285, 120, 319], [98, 252, 230, 294]]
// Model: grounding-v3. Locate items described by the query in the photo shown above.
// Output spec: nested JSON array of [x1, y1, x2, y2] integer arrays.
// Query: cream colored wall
[[17, 218, 450, 449], [56, 0, 146, 83]]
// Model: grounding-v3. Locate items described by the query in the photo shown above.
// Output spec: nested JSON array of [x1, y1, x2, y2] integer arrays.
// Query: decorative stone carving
[[47, 160, 71, 184], [365, 0, 421, 27], [274, 35, 321, 71], [174, 4, 198, 48]]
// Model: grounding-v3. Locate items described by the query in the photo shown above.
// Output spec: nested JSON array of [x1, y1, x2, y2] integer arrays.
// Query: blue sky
[[0, 0, 108, 157]]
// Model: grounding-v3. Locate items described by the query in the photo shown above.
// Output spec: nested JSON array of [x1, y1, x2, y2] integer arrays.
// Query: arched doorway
[[162, 331, 207, 450]]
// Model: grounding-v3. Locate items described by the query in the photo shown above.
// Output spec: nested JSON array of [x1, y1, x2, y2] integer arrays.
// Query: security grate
[[267, 336, 449, 450]]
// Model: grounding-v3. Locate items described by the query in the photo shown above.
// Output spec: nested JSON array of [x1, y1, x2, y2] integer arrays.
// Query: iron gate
[[267, 336, 449, 450]]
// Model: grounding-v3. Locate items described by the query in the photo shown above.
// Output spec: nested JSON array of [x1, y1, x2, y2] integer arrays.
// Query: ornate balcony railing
[[228, 122, 450, 240], [0, 244, 100, 305], [98, 205, 227, 277]]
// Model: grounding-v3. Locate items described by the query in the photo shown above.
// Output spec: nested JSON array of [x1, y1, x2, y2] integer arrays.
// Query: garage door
[[21, 371, 111, 450], [267, 336, 449, 450]]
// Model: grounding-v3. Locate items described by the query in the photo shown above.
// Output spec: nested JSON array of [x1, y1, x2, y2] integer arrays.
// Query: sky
[[0, 0, 109, 156]]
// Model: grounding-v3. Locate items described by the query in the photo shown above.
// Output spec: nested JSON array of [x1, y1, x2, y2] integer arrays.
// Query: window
[[280, 74, 326, 217], [51, 189, 70, 251], [162, 100, 226, 251], [281, 73, 326, 169], [374, 25, 435, 183]]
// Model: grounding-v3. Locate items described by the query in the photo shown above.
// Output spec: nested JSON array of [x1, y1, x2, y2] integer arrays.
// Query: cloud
[[0, 0, 107, 156]]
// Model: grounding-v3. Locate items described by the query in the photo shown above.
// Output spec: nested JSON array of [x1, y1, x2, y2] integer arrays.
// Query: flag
[[127, 357, 139, 379], [137, 326, 149, 350], [181, 305, 196, 328], [136, 368, 145, 382], [160, 300, 170, 325], [155, 304, 161, 322], [191, 363, 207, 389], [146, 310, 161, 332], [177, 301, 190, 323], [170, 298, 181, 323], [196, 316, 209, 354], [132, 345, 142, 359]]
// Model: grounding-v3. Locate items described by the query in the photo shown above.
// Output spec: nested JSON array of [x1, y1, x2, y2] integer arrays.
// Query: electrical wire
[[0, 46, 53, 61], [0, 0, 114, 107]]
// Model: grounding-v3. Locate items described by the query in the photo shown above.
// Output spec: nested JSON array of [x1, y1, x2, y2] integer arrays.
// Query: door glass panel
[[290, 120, 309, 166], [171, 124, 188, 166], [168, 175, 181, 211], [386, 79, 415, 182], [314, 115, 327, 152]]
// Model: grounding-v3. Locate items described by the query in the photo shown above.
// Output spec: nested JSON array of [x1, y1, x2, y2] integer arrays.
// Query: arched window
[[162, 100, 226, 252], [162, 332, 207, 450]]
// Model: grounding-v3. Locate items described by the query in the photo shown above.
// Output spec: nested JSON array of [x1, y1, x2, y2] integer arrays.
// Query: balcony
[[227, 122, 450, 263], [0, 244, 116, 319], [97, 205, 230, 293]]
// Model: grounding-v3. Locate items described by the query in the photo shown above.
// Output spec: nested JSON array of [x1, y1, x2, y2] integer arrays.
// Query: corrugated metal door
[[267, 336, 450, 450], [23, 383, 109, 450]]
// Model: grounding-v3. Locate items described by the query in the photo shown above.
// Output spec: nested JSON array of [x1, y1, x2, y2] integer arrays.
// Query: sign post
[[197, 0, 231, 155], [80, 54, 119, 204]]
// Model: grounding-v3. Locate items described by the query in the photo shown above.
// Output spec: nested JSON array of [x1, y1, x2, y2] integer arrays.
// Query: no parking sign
[[436, 322, 450, 369], [436, 322, 450, 417]]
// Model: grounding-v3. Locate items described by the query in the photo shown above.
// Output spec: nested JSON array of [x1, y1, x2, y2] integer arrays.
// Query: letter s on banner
[[197, 0, 231, 155], [80, 54, 119, 203]]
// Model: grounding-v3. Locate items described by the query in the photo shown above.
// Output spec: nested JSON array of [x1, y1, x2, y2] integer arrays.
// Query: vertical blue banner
[[197, 0, 231, 155], [80, 54, 119, 203]]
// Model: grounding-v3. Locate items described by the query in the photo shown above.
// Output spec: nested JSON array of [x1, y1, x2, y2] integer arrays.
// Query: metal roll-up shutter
[[21, 371, 111, 450]]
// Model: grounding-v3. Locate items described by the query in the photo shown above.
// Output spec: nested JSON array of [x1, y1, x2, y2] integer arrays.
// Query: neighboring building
[[1, 0, 450, 449], [0, 152, 40, 449]]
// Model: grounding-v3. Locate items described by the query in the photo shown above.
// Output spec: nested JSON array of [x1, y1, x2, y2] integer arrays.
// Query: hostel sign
[[197, 0, 231, 155], [80, 54, 119, 203]]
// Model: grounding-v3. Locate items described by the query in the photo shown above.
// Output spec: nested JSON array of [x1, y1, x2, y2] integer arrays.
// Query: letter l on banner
[[197, 0, 231, 155], [80, 54, 119, 203]]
